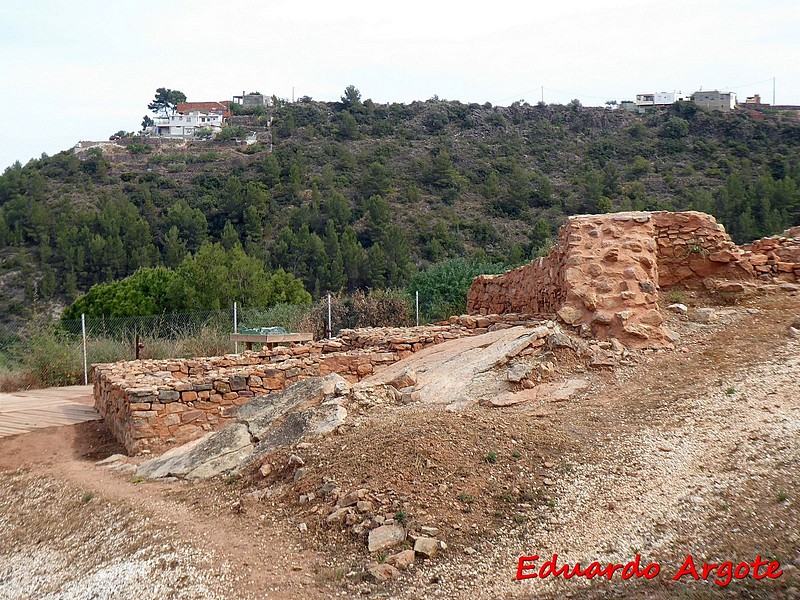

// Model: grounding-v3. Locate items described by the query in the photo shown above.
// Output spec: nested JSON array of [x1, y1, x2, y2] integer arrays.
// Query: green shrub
[[2, 317, 84, 389], [216, 125, 249, 141], [409, 258, 508, 322]]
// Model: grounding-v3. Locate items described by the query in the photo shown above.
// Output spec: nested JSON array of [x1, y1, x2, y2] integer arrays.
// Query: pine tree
[[163, 226, 188, 269], [340, 226, 366, 290]]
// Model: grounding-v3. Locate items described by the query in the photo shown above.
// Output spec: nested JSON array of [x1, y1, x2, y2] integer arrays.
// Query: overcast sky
[[1, 0, 798, 171]]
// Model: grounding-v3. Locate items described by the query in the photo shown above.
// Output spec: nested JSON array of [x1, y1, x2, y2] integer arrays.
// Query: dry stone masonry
[[94, 315, 540, 455], [468, 211, 799, 347]]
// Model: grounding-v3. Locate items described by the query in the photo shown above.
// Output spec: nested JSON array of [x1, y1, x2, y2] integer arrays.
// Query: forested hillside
[[1, 90, 800, 322]]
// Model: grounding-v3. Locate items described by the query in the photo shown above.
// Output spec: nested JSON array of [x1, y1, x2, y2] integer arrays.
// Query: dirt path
[[0, 418, 327, 599]]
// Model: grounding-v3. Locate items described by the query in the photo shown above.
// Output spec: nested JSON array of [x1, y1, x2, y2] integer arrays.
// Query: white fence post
[[81, 313, 88, 385], [415, 290, 419, 327], [233, 301, 239, 354], [327, 293, 332, 339]]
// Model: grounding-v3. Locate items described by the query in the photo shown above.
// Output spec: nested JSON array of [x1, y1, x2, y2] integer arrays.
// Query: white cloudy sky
[[1, 0, 798, 170]]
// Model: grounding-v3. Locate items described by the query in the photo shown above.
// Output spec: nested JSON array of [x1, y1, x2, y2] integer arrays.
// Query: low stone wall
[[741, 228, 800, 282], [94, 315, 539, 455], [468, 211, 796, 348]]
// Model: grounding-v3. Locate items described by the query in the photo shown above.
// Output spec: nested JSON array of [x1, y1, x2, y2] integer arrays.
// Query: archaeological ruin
[[93, 211, 800, 456]]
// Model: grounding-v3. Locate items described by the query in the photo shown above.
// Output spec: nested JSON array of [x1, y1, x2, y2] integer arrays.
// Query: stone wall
[[741, 227, 800, 282], [468, 211, 795, 347], [94, 315, 539, 455]]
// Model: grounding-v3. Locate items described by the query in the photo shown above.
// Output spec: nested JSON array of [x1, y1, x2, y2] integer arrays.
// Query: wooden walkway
[[0, 385, 98, 438]]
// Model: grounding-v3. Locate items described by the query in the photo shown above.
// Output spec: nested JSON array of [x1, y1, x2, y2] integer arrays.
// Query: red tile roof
[[177, 101, 231, 117]]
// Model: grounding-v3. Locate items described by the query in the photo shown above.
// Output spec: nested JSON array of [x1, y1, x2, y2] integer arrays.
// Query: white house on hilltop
[[622, 91, 687, 113], [152, 101, 231, 138]]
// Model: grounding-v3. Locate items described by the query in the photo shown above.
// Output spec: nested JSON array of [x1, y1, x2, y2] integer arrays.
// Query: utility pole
[[773, 77, 776, 106], [541, 86, 544, 104]]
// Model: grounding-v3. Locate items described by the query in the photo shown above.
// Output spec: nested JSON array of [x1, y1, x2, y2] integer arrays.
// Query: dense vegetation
[[2, 90, 800, 322]]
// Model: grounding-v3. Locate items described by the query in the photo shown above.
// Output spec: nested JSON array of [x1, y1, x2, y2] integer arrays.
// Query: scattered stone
[[386, 369, 417, 390], [507, 363, 533, 383], [789, 327, 800, 340], [298, 522, 308, 533], [692, 308, 718, 324], [96, 454, 128, 466], [667, 303, 688, 315], [557, 306, 583, 326], [339, 489, 368, 507], [288, 454, 305, 467], [326, 507, 352, 525], [663, 328, 681, 343], [259, 462, 273, 477], [365, 563, 400, 583], [368, 525, 406, 552], [414, 536, 440, 559], [356, 500, 374, 513], [318, 481, 338, 497], [386, 549, 416, 570], [420, 526, 440, 536]]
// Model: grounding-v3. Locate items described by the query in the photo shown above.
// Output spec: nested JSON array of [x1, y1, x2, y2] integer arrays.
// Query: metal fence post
[[81, 313, 88, 385], [327, 292, 332, 339], [233, 301, 239, 354], [415, 290, 419, 327]]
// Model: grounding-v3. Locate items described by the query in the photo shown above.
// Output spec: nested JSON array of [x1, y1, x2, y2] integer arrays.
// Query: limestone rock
[[692, 308, 718, 324], [667, 303, 688, 315], [136, 375, 347, 480], [557, 305, 584, 326], [368, 524, 406, 553], [365, 563, 400, 583], [386, 369, 417, 390], [413, 536, 440, 558], [358, 326, 547, 410], [136, 423, 253, 480], [386, 549, 416, 570], [506, 363, 533, 383], [240, 375, 346, 440], [491, 378, 589, 407]]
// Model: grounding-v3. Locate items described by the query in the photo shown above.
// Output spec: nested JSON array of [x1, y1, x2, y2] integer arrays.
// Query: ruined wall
[[467, 211, 782, 347], [651, 211, 754, 286], [95, 315, 539, 455], [741, 227, 800, 282], [467, 231, 568, 315]]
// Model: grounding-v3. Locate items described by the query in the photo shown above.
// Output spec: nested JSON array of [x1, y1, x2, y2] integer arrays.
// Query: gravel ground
[[0, 472, 239, 600]]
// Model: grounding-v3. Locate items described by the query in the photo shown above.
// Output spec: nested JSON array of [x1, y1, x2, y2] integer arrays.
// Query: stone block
[[157, 390, 180, 402]]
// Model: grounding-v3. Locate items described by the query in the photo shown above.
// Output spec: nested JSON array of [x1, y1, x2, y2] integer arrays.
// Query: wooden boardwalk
[[0, 385, 98, 438]]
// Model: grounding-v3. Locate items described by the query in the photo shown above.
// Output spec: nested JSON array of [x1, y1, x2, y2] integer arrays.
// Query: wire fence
[[0, 289, 421, 391]]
